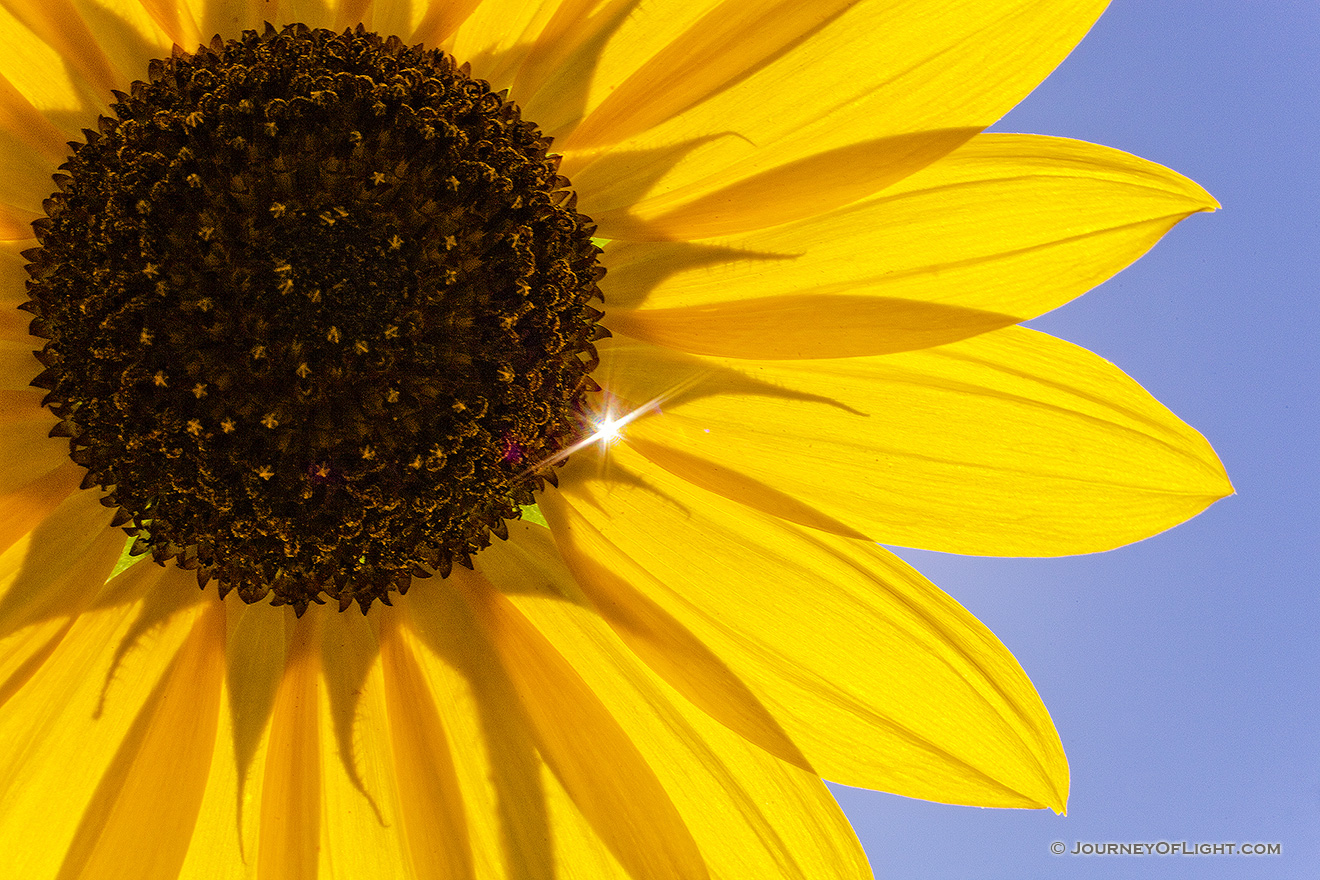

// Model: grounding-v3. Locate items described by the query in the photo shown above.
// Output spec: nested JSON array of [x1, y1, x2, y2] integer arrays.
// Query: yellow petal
[[544, 448, 1068, 809], [589, 129, 978, 240], [399, 582, 562, 880], [469, 525, 874, 878], [0, 391, 67, 496], [609, 295, 1019, 360], [560, 0, 1108, 230], [596, 328, 1231, 556], [407, 0, 489, 48], [193, 0, 269, 46], [0, 520, 122, 708], [603, 134, 1218, 355], [0, 339, 41, 389], [0, 564, 203, 879], [332, 0, 375, 32], [505, 0, 657, 117], [0, 201, 41, 241], [519, 520, 817, 773], [184, 599, 409, 880], [135, 0, 203, 50], [2, 241, 36, 309], [307, 608, 416, 879], [0, 488, 117, 635], [455, 564, 709, 880], [189, 0, 341, 47], [0, 2, 109, 134], [0, 461, 82, 558], [519, 0, 842, 149], [446, 0, 580, 88], [0, 310, 28, 346], [256, 610, 322, 880], [0, 0, 121, 98], [52, 601, 224, 880], [0, 69, 67, 226], [0, 256, 80, 497], [174, 596, 292, 880], [65, 0, 176, 80], [0, 67, 69, 162], [170, 598, 414, 880], [565, 0, 1105, 149], [380, 614, 477, 880]]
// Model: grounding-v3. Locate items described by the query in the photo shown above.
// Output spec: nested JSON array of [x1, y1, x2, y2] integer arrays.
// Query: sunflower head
[[21, 23, 608, 613]]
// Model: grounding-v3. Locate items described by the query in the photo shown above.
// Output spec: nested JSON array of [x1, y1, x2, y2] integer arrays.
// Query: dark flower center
[[22, 23, 607, 614]]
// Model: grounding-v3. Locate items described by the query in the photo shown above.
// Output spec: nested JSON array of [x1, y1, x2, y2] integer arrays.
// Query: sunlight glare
[[515, 393, 662, 478]]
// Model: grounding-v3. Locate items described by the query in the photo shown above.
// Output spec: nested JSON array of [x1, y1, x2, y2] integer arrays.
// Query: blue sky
[[830, 2, 1319, 878]]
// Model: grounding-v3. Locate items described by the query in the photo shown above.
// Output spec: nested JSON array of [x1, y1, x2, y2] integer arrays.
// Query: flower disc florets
[[22, 23, 607, 613]]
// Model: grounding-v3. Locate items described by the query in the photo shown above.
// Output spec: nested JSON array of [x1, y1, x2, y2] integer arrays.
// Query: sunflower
[[0, 0, 1229, 877]]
